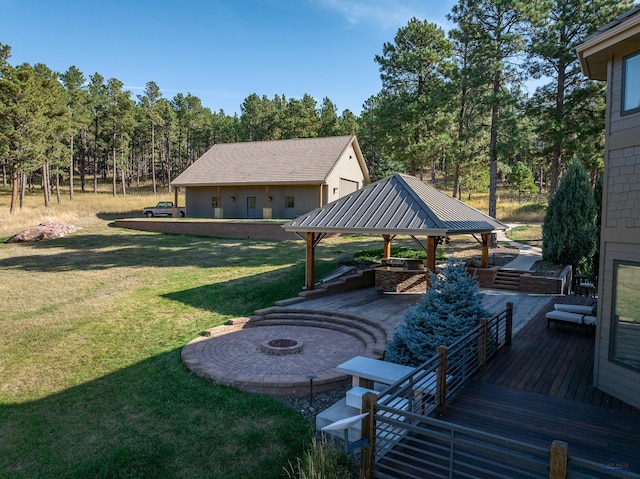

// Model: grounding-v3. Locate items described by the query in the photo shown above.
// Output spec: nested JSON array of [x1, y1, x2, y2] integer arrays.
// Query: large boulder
[[6, 222, 79, 243]]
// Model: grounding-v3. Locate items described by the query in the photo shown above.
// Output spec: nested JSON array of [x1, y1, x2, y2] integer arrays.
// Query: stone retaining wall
[[113, 218, 298, 241], [374, 267, 428, 293], [520, 265, 572, 294], [466, 266, 500, 288]]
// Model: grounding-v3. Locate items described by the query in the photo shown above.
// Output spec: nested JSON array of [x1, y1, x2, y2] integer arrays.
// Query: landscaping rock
[[7, 222, 79, 243]]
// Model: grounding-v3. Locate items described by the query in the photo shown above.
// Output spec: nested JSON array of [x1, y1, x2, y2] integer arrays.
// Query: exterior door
[[247, 196, 257, 218]]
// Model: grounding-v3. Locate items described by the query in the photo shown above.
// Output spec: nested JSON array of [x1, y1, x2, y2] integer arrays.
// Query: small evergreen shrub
[[385, 257, 488, 366], [507, 161, 538, 201], [542, 158, 598, 273]]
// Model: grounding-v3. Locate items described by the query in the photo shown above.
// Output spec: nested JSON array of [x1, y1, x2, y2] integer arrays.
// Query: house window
[[285, 196, 295, 208], [212, 197, 219, 208], [622, 51, 640, 114], [610, 261, 640, 371]]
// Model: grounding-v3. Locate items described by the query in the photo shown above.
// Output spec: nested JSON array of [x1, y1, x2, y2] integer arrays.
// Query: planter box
[[519, 265, 572, 294]]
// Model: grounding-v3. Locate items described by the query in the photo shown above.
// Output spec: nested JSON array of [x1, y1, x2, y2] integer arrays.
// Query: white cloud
[[315, 0, 454, 31]]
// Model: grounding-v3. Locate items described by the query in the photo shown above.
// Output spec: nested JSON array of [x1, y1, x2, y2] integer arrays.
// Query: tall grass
[[464, 191, 548, 223], [0, 184, 181, 237], [284, 438, 355, 479]]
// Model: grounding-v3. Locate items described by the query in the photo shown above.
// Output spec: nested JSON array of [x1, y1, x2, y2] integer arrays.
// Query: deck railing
[[373, 302, 513, 419], [356, 303, 640, 479]]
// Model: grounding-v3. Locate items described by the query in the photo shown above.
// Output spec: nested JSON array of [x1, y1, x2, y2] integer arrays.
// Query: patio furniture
[[546, 310, 596, 332], [572, 275, 596, 297], [554, 303, 597, 316]]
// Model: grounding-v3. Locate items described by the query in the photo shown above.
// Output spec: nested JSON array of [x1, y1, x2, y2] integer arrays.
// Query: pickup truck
[[143, 201, 186, 218]]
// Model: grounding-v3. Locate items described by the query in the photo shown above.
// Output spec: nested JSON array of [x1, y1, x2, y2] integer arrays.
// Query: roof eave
[[281, 226, 505, 235], [577, 11, 640, 80], [171, 180, 327, 187]]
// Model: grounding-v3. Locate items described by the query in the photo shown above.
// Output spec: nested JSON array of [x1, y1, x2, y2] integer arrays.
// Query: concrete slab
[[497, 226, 543, 271]]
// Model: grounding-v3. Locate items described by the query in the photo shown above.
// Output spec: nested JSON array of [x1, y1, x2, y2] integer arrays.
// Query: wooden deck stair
[[493, 268, 526, 290]]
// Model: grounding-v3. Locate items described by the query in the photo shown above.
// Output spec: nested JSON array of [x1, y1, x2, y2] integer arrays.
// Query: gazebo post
[[426, 236, 438, 282], [481, 233, 489, 268], [383, 234, 392, 258], [305, 232, 315, 290]]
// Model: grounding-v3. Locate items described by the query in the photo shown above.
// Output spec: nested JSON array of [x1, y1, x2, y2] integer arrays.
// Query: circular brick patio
[[182, 323, 369, 397]]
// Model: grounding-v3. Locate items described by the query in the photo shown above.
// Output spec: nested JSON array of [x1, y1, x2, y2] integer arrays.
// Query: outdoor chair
[[572, 275, 596, 297], [546, 309, 596, 332], [554, 302, 597, 316]]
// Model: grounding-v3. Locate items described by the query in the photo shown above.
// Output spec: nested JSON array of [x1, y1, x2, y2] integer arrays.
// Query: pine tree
[[508, 161, 537, 201], [385, 258, 488, 366], [542, 158, 598, 273]]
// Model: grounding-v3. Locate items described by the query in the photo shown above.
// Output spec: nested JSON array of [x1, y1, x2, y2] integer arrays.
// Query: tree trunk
[[43, 163, 51, 207], [94, 117, 99, 194], [550, 64, 566, 195], [539, 167, 544, 193], [121, 167, 127, 196], [120, 139, 127, 196], [112, 129, 117, 196], [453, 163, 461, 199], [151, 122, 157, 194], [56, 173, 61, 204], [20, 172, 26, 209], [81, 130, 87, 192], [69, 134, 75, 200], [9, 161, 19, 213], [488, 72, 501, 248]]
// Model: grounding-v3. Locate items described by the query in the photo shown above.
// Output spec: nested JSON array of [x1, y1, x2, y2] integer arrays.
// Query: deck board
[[436, 296, 640, 473]]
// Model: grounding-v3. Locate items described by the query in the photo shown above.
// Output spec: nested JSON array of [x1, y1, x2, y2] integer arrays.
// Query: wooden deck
[[436, 296, 640, 473]]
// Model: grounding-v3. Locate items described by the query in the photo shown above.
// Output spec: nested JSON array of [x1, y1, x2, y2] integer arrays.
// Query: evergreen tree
[[60, 65, 91, 200], [385, 258, 488, 366], [337, 109, 359, 136], [449, 0, 527, 240], [373, 17, 454, 177], [526, 0, 633, 194], [318, 97, 339, 137], [507, 161, 537, 201], [138, 81, 164, 193], [542, 158, 597, 272]]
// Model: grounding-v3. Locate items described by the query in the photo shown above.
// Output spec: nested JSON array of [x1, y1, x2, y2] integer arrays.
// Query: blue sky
[[0, 0, 456, 115]]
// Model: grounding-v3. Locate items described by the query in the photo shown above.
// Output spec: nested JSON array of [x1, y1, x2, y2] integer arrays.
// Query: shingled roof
[[171, 135, 368, 187], [283, 173, 507, 236]]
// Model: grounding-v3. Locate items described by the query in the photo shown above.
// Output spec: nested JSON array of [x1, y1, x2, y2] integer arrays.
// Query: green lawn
[[0, 214, 382, 479], [506, 224, 542, 248]]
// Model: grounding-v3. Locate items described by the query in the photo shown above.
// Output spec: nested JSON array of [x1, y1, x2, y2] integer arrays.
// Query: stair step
[[262, 312, 386, 339], [494, 268, 525, 290]]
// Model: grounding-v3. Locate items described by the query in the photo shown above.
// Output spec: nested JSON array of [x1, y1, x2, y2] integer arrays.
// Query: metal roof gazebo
[[282, 173, 508, 291]]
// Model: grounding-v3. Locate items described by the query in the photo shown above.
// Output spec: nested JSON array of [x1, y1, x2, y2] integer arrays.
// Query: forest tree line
[[0, 0, 633, 213]]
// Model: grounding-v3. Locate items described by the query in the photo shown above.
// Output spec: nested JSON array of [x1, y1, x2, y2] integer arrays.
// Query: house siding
[[325, 144, 367, 203], [185, 185, 322, 219], [594, 50, 640, 408]]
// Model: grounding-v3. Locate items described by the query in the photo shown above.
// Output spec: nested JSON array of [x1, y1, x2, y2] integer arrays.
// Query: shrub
[[347, 246, 438, 267], [385, 257, 488, 366], [542, 158, 598, 273]]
